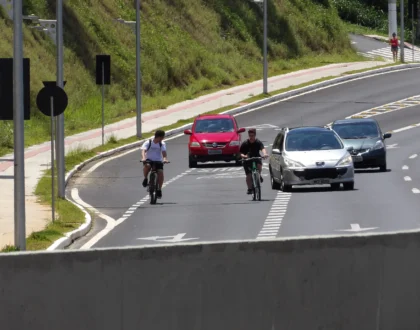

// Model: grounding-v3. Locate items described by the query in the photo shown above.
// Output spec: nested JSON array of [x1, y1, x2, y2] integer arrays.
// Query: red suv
[[184, 114, 246, 168]]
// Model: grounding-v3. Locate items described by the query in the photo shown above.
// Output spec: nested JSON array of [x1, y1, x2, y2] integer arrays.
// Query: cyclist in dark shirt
[[240, 128, 268, 194]]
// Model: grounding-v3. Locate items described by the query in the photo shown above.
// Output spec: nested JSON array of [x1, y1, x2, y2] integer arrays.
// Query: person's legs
[[244, 165, 253, 193], [142, 163, 151, 187]]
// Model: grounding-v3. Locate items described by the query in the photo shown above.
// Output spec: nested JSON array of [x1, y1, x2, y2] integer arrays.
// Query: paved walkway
[[0, 60, 385, 247]]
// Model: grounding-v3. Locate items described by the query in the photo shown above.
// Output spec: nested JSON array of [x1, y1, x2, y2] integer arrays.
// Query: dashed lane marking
[[256, 191, 291, 240], [409, 154, 418, 159], [78, 168, 196, 249], [413, 188, 420, 194], [403, 165, 409, 170], [404, 176, 412, 181], [326, 95, 420, 127]]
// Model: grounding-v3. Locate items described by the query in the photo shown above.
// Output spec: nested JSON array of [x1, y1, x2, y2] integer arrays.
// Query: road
[[350, 34, 387, 53], [67, 67, 420, 248]]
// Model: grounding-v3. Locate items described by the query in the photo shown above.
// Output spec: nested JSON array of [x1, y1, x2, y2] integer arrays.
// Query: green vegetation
[[0, 0, 363, 156], [334, 0, 417, 41]]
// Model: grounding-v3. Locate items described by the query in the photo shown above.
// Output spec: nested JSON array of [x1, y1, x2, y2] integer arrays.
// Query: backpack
[[146, 139, 162, 152]]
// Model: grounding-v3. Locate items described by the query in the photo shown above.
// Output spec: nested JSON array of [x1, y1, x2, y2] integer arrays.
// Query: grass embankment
[[0, 0, 363, 156], [0, 62, 400, 251]]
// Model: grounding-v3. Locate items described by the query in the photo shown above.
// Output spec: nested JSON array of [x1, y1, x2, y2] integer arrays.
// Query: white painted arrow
[[137, 233, 199, 243], [386, 143, 399, 149], [336, 223, 378, 232]]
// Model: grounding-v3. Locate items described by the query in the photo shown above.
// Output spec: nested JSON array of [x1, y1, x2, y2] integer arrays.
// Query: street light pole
[[13, 0, 26, 250], [263, 0, 268, 94], [135, 0, 142, 138], [400, 0, 405, 62], [56, 0, 65, 198]]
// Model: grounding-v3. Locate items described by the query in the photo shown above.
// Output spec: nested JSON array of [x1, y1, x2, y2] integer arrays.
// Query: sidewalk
[[0, 60, 385, 247]]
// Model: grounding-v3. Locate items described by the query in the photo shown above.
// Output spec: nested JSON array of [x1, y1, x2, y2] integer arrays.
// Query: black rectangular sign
[[96, 55, 111, 85], [0, 58, 31, 120]]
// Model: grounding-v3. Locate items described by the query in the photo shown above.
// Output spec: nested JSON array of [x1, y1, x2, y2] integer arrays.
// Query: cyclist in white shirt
[[141, 130, 168, 198]]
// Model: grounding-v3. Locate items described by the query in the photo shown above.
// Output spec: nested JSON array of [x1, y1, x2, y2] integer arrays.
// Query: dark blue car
[[331, 118, 392, 172]]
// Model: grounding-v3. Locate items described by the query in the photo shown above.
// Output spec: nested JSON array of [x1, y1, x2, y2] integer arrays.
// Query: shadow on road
[[290, 187, 359, 193], [355, 169, 392, 174]]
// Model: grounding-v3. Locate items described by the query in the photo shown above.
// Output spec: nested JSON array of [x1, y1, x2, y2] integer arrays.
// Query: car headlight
[[284, 157, 305, 168], [371, 141, 385, 150], [336, 154, 353, 166], [190, 142, 200, 147], [229, 140, 240, 146]]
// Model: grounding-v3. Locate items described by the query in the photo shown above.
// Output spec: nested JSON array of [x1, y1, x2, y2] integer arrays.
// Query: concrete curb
[[48, 62, 420, 250]]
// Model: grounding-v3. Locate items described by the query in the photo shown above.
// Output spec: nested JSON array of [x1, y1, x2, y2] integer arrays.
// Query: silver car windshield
[[285, 131, 343, 151], [194, 119, 235, 133], [332, 122, 379, 139]]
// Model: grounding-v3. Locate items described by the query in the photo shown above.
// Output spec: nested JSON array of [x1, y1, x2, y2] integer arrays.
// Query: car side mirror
[[272, 148, 281, 155], [346, 146, 354, 152], [237, 127, 246, 133], [184, 129, 192, 135], [383, 132, 392, 139]]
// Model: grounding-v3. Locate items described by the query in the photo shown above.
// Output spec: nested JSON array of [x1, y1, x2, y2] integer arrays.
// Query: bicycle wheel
[[149, 172, 157, 205], [252, 171, 258, 201], [255, 172, 261, 201]]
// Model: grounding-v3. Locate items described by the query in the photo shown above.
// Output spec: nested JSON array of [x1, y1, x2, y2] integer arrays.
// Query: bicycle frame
[[242, 157, 263, 201]]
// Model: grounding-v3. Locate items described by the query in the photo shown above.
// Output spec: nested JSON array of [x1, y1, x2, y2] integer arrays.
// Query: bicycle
[[142, 160, 170, 205], [241, 156, 263, 201]]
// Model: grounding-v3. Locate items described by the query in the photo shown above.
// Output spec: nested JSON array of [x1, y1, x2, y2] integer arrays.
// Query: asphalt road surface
[[349, 34, 387, 53], [68, 67, 420, 249]]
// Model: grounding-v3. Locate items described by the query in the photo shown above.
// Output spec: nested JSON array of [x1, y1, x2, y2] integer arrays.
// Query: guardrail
[[2, 230, 420, 329]]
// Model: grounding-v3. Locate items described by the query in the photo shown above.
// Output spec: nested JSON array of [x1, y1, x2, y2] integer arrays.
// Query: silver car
[[269, 126, 355, 192]]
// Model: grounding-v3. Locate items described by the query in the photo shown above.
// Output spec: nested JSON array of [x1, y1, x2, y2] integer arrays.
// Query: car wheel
[[343, 182, 354, 190], [379, 163, 387, 172], [330, 183, 340, 190], [280, 171, 292, 192], [189, 159, 197, 168], [271, 173, 280, 190]]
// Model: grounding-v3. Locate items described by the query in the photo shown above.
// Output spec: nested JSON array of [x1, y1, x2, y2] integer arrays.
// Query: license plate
[[208, 149, 222, 155], [313, 179, 330, 184], [352, 155, 363, 162]]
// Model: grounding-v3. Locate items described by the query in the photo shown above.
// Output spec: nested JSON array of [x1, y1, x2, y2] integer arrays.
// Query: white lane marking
[[79, 168, 196, 249], [403, 165, 409, 170], [256, 191, 291, 240], [231, 68, 417, 118], [413, 188, 420, 194], [404, 176, 412, 181], [392, 122, 420, 133], [409, 154, 418, 159]]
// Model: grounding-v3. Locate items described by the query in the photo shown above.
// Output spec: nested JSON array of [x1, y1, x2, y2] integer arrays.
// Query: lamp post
[[253, 0, 268, 94], [115, 9, 142, 137], [13, 0, 26, 250]]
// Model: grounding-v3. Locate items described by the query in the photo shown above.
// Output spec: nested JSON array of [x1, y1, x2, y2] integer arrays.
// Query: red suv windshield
[[194, 118, 235, 133]]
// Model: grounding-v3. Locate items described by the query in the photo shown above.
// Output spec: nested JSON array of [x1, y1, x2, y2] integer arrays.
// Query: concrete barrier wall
[[1, 232, 420, 330]]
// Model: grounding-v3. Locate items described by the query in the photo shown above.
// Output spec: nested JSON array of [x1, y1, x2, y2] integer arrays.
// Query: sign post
[[36, 82, 68, 223], [96, 55, 111, 145]]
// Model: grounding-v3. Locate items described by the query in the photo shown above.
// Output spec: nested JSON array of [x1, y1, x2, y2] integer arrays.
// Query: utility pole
[[263, 0, 268, 94], [136, 0, 142, 138], [389, 0, 398, 38], [401, 0, 405, 62], [13, 0, 26, 250], [56, 0, 65, 198]]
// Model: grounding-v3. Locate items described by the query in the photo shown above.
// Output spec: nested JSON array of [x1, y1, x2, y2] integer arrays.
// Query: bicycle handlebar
[[141, 160, 170, 164], [241, 157, 266, 162]]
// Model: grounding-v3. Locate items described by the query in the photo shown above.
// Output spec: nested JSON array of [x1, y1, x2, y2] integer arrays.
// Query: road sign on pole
[[0, 58, 31, 120], [96, 55, 111, 145], [36, 83, 68, 223]]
